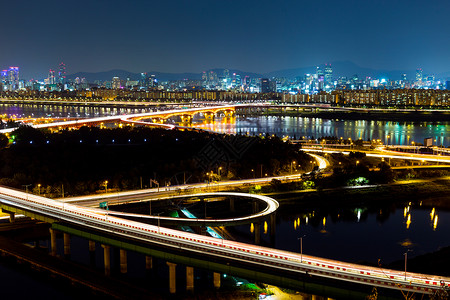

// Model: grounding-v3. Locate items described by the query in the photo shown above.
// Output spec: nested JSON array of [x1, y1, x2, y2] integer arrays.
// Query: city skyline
[[2, 0, 450, 79]]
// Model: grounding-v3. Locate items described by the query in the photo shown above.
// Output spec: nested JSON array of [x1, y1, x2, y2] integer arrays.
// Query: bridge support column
[[102, 244, 111, 276], [167, 262, 177, 294], [120, 249, 127, 274], [49, 228, 57, 256], [253, 201, 259, 214], [229, 198, 235, 212], [89, 240, 96, 266], [181, 115, 192, 124], [213, 272, 221, 289], [270, 213, 276, 237], [8, 212, 15, 223], [186, 266, 194, 293], [254, 222, 261, 245], [145, 256, 153, 270], [204, 112, 215, 122], [89, 240, 96, 252], [63, 233, 70, 258]]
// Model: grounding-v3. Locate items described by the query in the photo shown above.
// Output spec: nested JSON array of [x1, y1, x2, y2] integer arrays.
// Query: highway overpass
[[0, 185, 449, 299]]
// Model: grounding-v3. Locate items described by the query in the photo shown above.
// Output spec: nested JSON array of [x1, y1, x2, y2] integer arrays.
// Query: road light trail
[[0, 185, 449, 295]]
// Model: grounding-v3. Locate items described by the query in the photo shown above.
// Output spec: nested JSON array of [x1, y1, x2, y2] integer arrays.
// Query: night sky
[[2, 0, 450, 78]]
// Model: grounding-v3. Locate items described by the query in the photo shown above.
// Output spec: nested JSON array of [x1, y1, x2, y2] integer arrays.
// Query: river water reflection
[[266, 201, 450, 266], [195, 115, 450, 147], [0, 102, 448, 146]]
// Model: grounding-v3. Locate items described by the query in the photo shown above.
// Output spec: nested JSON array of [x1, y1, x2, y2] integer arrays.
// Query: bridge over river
[[0, 186, 449, 299]]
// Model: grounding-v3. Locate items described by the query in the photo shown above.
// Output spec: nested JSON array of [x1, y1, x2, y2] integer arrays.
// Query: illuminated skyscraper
[[140, 72, 148, 89], [316, 66, 324, 78], [48, 69, 56, 85], [112, 77, 121, 89], [150, 75, 158, 89], [0, 70, 7, 91], [7, 67, 19, 91], [58, 62, 66, 85], [324, 64, 333, 84], [261, 78, 276, 93], [223, 69, 229, 80], [416, 68, 423, 82], [401, 73, 407, 82]]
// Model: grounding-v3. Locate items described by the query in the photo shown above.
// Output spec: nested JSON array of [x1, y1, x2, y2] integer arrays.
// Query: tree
[[0, 133, 9, 148]]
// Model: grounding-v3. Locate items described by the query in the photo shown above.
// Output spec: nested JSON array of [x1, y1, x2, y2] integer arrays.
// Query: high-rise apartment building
[[112, 77, 121, 89], [58, 62, 66, 85]]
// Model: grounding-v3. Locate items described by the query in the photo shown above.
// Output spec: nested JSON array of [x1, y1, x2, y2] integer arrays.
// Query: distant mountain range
[[65, 61, 450, 82]]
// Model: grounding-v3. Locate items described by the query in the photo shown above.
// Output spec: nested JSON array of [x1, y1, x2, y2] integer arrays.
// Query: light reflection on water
[[238, 204, 450, 265], [0, 103, 448, 147], [194, 115, 449, 147]]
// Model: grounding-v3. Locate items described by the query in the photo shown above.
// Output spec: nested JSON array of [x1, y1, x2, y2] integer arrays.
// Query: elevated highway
[[0, 186, 449, 297]]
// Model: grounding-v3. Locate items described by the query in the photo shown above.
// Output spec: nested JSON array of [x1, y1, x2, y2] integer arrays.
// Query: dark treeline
[[0, 126, 310, 197]]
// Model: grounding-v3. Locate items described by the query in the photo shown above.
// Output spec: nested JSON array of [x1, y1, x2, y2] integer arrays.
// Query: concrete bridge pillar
[[63, 233, 70, 258], [120, 249, 127, 274], [253, 200, 259, 214], [204, 112, 215, 122], [254, 222, 261, 245], [102, 244, 111, 276], [167, 262, 177, 294], [224, 110, 235, 118], [270, 213, 276, 237], [145, 256, 153, 270], [89, 240, 96, 252], [186, 266, 194, 293], [88, 240, 96, 266], [213, 272, 221, 289], [8, 212, 15, 223], [229, 198, 235, 212], [181, 115, 192, 124], [49, 228, 57, 256]]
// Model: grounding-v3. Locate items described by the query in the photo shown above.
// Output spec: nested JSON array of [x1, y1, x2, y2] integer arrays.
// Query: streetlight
[[298, 235, 306, 263], [22, 184, 31, 200], [404, 249, 412, 281], [37, 184, 41, 195], [104, 181, 108, 194], [290, 161, 296, 174], [156, 212, 163, 234]]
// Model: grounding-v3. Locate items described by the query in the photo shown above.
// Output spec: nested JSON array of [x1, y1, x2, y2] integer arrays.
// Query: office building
[[416, 68, 423, 82], [48, 69, 56, 85], [324, 64, 333, 84], [58, 62, 66, 85]]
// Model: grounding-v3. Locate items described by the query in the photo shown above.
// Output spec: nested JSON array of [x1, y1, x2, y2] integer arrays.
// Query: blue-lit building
[[2, 67, 20, 91]]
